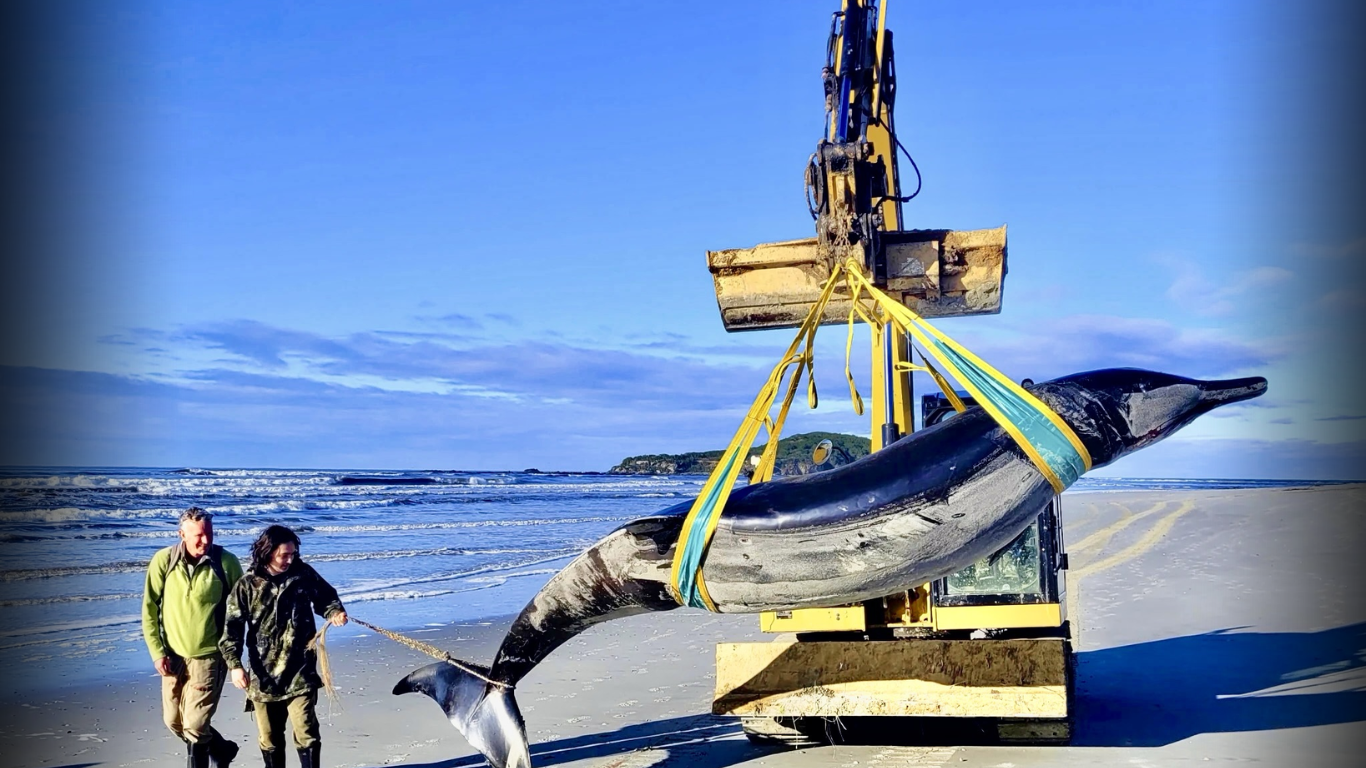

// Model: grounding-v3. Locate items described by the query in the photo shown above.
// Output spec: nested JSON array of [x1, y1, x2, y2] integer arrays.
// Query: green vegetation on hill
[[609, 431, 871, 476]]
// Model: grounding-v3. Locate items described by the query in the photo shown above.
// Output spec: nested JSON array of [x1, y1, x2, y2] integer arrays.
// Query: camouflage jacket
[[219, 560, 344, 702]]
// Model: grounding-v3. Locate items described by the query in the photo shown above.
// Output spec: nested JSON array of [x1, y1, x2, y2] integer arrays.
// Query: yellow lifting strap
[[896, 350, 968, 414], [669, 258, 1092, 611], [842, 265, 1092, 492], [668, 267, 844, 611]]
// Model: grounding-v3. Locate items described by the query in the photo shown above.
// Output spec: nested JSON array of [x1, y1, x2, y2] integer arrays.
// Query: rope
[[349, 618, 511, 689], [307, 622, 342, 711]]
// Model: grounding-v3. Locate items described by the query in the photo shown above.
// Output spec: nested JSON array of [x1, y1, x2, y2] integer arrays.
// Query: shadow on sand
[[820, 622, 1366, 748], [398, 713, 769, 768], [398, 623, 1366, 766], [1074, 621, 1366, 746]]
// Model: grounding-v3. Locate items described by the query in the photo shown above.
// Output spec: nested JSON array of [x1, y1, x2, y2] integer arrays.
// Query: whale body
[[394, 368, 1267, 768]]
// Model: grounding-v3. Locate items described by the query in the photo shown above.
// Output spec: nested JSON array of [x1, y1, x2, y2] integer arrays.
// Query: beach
[[3, 483, 1364, 768]]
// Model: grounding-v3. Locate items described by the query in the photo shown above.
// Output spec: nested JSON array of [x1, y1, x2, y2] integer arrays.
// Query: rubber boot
[[188, 740, 211, 768], [296, 744, 320, 768], [260, 750, 284, 768], [209, 734, 239, 768]]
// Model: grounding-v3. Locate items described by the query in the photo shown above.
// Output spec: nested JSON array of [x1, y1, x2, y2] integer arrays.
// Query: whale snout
[[1198, 376, 1268, 406], [1069, 369, 1272, 468]]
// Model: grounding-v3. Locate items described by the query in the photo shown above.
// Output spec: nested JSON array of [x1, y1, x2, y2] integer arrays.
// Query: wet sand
[[4, 484, 1363, 768]]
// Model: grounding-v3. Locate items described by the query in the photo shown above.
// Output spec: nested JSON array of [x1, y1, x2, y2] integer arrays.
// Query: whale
[[393, 368, 1267, 768]]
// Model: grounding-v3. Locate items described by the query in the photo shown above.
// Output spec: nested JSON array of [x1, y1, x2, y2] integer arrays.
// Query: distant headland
[[609, 431, 871, 476]]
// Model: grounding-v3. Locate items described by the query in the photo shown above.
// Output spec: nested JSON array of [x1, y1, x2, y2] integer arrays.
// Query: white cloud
[[7, 363, 1357, 479], [1319, 288, 1365, 314], [20, 311, 1319, 472], [953, 314, 1279, 382], [1289, 238, 1366, 260], [1090, 437, 1366, 481], [1162, 257, 1295, 317]]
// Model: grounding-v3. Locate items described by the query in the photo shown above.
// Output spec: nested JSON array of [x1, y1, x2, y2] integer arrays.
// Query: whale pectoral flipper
[[394, 661, 530, 768]]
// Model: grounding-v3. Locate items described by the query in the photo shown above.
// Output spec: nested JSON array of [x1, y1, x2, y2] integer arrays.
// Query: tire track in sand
[[1071, 500, 1196, 581], [840, 746, 957, 766], [864, 746, 957, 766], [1067, 500, 1168, 562], [595, 748, 670, 767], [1066, 499, 1196, 647]]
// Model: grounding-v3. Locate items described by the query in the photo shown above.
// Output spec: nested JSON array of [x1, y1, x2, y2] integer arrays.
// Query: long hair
[[251, 524, 301, 574]]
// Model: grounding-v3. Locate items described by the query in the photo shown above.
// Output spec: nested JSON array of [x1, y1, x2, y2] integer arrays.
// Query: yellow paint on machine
[[705, 227, 1007, 332], [757, 599, 1062, 634], [759, 606, 867, 633], [713, 638, 1070, 718], [931, 603, 1063, 631]]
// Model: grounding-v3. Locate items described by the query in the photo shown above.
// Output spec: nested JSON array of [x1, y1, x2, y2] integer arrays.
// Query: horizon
[[2, 464, 1360, 484], [2, 1, 1362, 481]]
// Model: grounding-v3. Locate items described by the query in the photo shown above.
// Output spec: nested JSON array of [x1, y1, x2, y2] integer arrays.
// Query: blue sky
[[4, 0, 1362, 477]]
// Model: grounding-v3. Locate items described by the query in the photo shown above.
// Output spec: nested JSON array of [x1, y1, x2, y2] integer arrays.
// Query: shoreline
[[6, 484, 1361, 695], [10, 481, 1344, 696], [3, 608, 770, 768], [10, 481, 1326, 698], [4, 483, 1364, 768]]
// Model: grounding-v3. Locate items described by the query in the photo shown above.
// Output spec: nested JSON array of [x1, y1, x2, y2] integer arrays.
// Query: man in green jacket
[[143, 507, 245, 768]]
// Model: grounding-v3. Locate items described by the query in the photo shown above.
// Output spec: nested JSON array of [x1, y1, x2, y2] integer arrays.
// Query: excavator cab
[[922, 392, 1068, 627]]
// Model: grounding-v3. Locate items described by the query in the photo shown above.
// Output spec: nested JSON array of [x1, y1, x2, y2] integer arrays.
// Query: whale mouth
[[1198, 376, 1268, 406]]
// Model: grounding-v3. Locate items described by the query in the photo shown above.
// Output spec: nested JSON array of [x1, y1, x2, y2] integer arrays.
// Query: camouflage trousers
[[252, 691, 320, 751]]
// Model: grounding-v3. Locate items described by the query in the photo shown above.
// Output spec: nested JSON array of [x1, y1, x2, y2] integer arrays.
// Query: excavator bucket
[[707, 226, 1006, 331]]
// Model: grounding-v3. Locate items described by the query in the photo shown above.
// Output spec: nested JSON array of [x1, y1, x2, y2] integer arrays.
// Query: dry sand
[[4, 484, 1363, 768]]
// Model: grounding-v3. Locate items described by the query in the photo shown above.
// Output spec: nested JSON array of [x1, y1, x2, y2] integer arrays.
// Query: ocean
[[0, 467, 1341, 690]]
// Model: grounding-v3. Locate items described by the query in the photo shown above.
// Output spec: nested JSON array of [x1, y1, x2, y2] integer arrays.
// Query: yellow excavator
[[705, 0, 1073, 745]]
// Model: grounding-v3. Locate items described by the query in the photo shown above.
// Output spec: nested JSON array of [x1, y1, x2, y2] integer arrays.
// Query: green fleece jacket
[[142, 543, 244, 661]]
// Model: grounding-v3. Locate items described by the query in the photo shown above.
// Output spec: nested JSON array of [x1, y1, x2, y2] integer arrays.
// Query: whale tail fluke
[[394, 661, 530, 768]]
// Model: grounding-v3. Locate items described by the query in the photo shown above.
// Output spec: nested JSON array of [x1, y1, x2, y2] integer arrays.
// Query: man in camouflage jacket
[[219, 526, 346, 768]]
